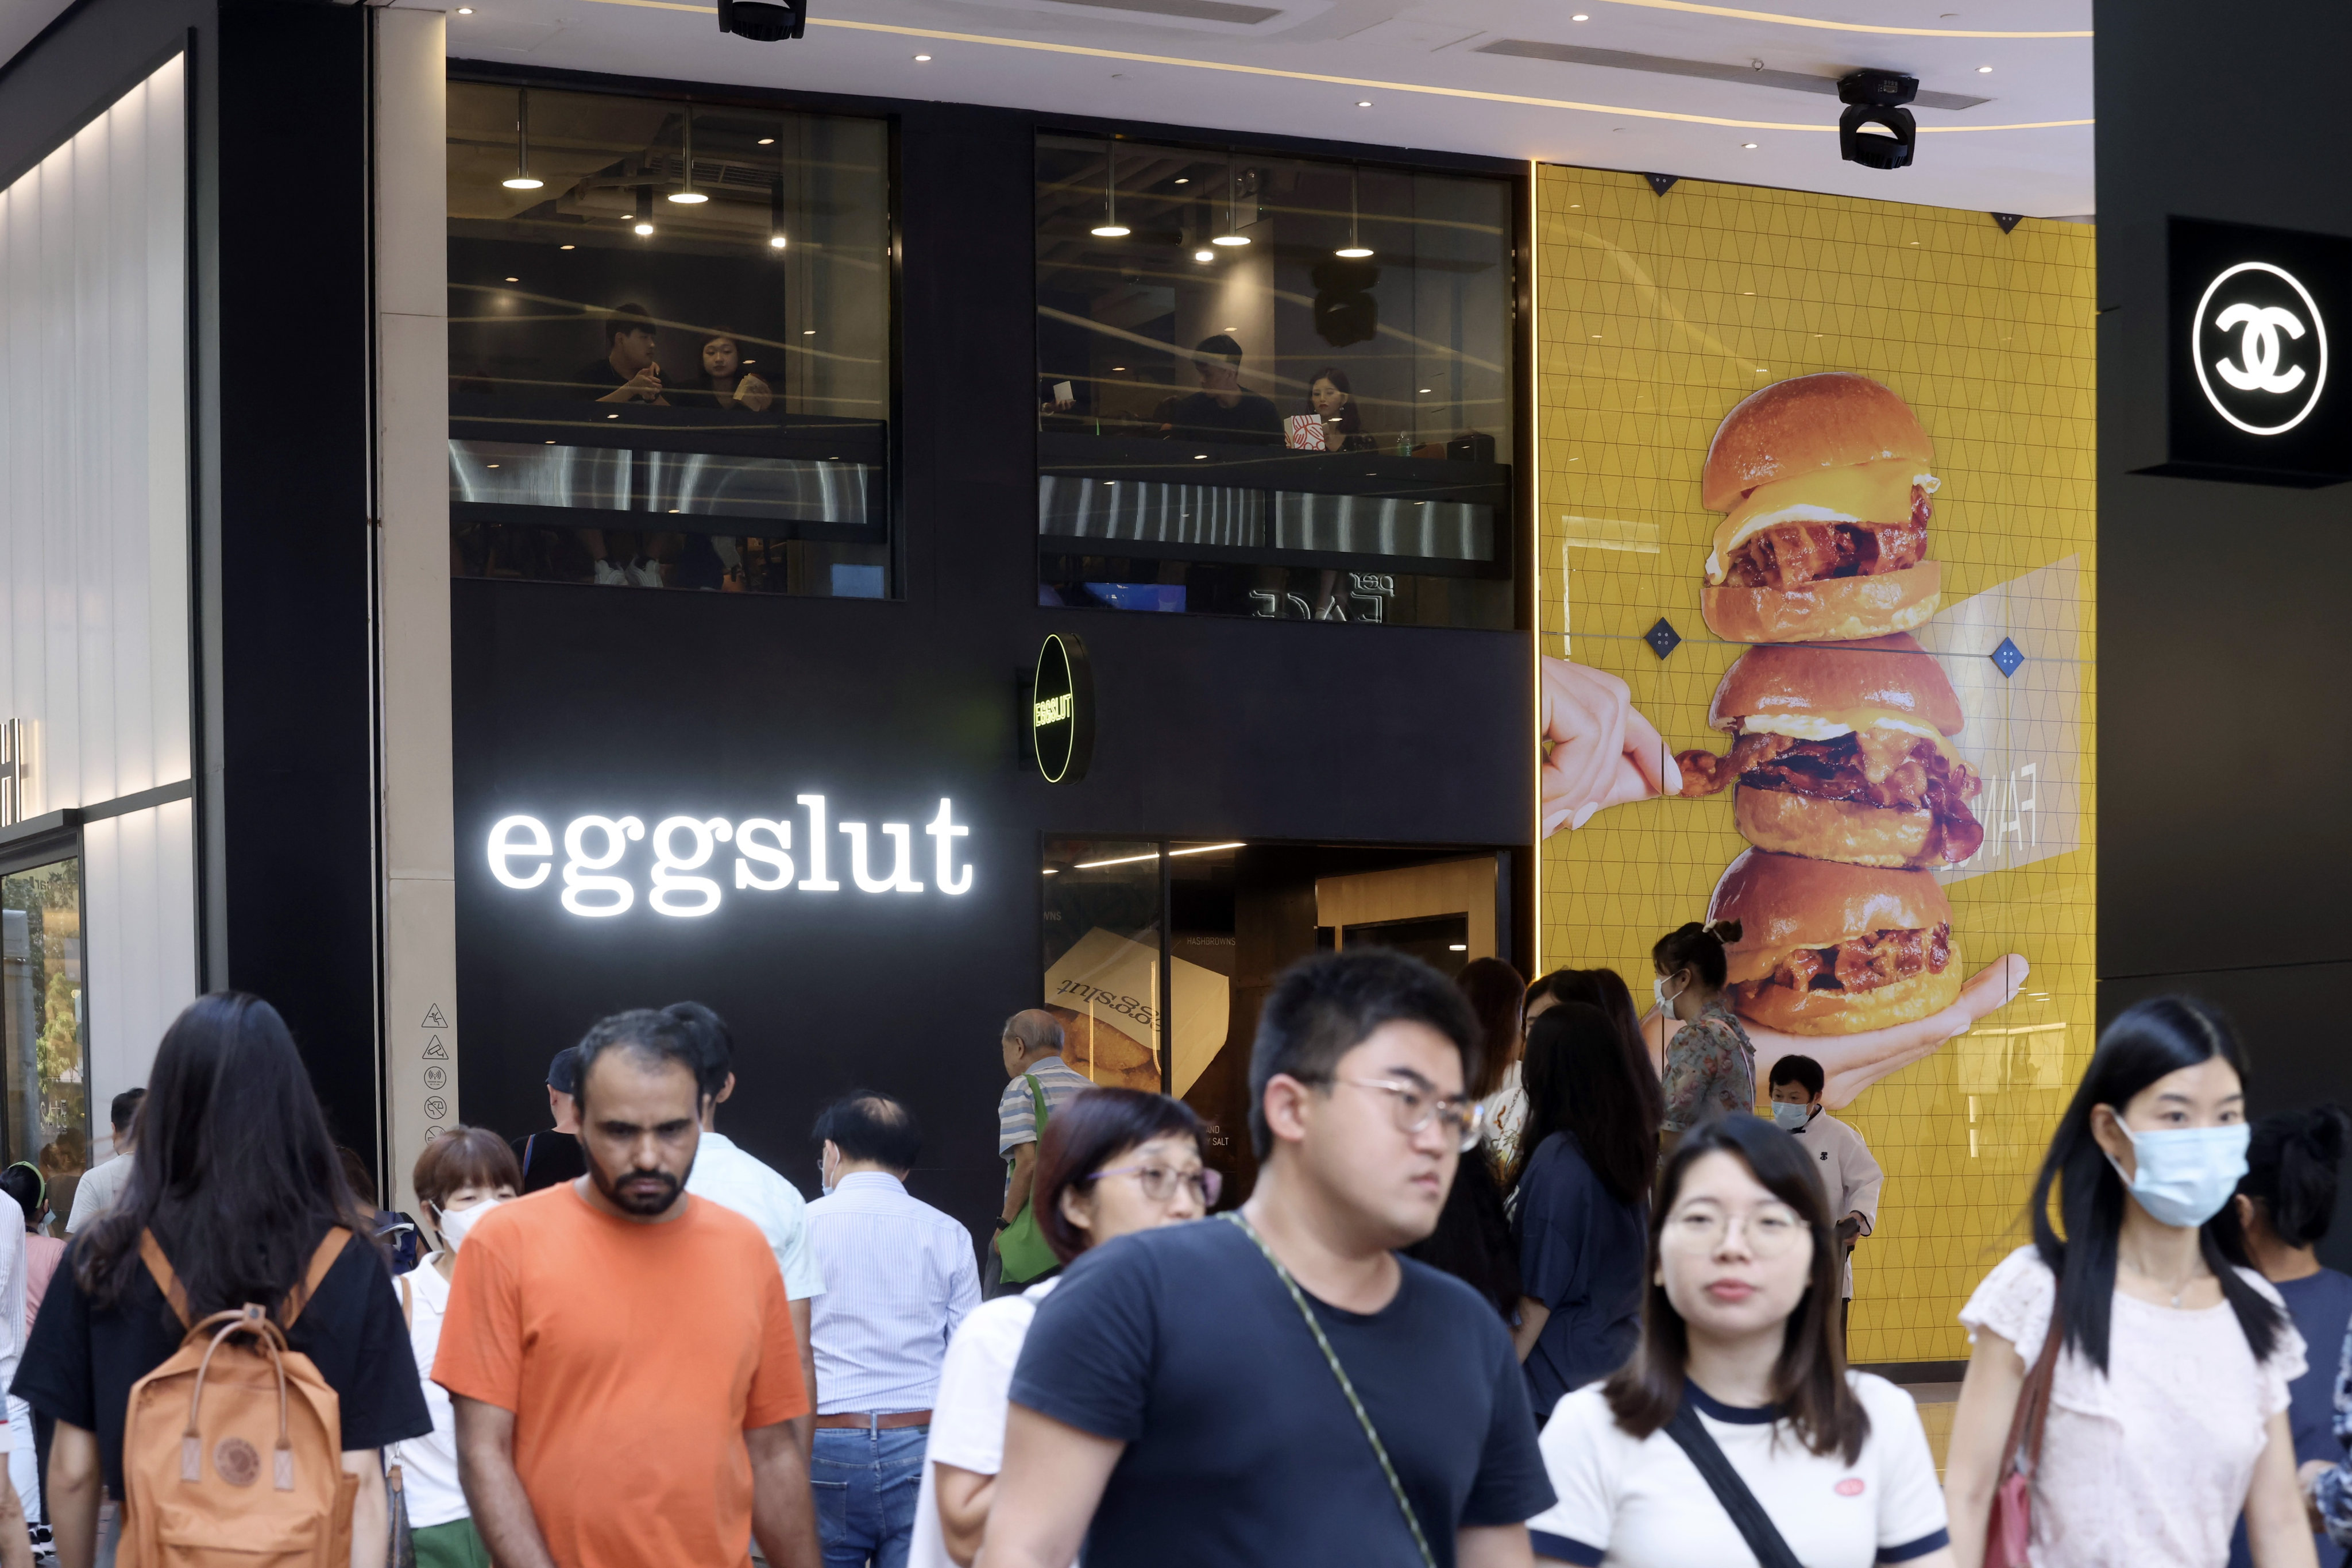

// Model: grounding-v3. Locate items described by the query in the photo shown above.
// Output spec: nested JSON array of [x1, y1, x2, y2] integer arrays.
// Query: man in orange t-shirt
[[435, 1009, 820, 1568]]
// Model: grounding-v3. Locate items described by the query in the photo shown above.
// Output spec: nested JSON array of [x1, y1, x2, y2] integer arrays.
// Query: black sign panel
[[2155, 217, 2351, 486], [1032, 632, 1094, 785]]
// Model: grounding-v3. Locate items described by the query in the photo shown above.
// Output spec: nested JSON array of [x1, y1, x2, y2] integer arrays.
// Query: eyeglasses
[[1338, 1077, 1487, 1152], [1090, 1163, 1222, 1206], [1661, 1202, 1811, 1257]]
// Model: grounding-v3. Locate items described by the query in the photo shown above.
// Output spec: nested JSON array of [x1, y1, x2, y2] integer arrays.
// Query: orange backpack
[[118, 1229, 360, 1568]]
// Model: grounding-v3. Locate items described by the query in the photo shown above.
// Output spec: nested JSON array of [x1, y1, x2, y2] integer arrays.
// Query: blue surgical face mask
[[1771, 1102, 1812, 1132], [2103, 1117, 2250, 1230]]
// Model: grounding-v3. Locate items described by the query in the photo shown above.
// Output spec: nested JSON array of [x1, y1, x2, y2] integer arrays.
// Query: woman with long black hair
[[1511, 1002, 1655, 1419], [13, 993, 431, 1568], [1528, 1113, 1949, 1566], [1942, 997, 2316, 1568]]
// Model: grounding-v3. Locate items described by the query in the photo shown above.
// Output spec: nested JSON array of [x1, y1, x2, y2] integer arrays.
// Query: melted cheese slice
[[1705, 461, 1938, 584], [1741, 710, 1963, 769]]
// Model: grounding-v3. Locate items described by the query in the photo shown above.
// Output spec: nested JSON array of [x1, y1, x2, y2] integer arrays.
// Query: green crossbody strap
[[1220, 1212, 1438, 1568]]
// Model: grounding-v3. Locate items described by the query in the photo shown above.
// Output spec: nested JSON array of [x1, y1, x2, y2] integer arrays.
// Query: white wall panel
[[0, 55, 188, 814], [79, 801, 196, 1138]]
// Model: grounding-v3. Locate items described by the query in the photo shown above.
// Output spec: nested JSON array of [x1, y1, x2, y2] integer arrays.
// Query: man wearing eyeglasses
[[805, 1091, 982, 1568], [979, 949, 1554, 1568]]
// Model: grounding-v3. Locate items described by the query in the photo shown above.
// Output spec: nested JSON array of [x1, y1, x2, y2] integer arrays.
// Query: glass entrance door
[[1, 855, 91, 1218]]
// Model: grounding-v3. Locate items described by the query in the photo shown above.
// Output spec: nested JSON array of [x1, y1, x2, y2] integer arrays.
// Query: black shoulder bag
[[1660, 1393, 1805, 1568]]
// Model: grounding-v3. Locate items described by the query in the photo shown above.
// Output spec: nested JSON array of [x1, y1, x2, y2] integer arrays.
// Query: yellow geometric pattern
[[1532, 166, 2098, 1365]]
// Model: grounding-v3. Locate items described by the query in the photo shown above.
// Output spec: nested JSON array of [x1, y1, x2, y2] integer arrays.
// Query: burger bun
[[1734, 786, 1940, 869], [1702, 372, 1933, 512], [1702, 562, 1941, 645]]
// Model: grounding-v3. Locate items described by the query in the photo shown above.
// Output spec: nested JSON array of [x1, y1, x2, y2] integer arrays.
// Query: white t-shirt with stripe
[[1528, 1373, 1949, 1567]]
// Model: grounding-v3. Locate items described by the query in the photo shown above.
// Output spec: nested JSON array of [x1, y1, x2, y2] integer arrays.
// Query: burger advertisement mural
[[1536, 170, 2095, 1363]]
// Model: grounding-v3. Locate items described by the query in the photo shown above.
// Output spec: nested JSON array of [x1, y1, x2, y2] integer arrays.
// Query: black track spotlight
[[717, 0, 806, 41], [1837, 69, 1919, 170]]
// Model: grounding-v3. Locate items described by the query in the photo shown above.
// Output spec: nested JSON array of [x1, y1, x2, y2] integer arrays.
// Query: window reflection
[[1036, 137, 1516, 625], [0, 856, 89, 1210], [447, 83, 891, 596]]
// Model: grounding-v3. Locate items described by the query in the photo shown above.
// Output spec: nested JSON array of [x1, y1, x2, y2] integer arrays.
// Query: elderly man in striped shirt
[[805, 1091, 982, 1568]]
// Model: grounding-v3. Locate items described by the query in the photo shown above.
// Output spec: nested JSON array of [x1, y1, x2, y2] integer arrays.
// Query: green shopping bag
[[998, 1074, 1060, 1284]]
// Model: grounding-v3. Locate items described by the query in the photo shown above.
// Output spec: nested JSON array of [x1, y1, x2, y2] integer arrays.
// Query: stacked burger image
[[1675, 373, 1987, 1039]]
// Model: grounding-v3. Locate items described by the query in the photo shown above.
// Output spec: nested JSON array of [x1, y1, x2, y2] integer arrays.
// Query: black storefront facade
[[0, 0, 1535, 1238]]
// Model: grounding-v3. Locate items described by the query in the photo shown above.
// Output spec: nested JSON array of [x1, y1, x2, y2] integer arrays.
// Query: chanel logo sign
[[2194, 262, 2329, 435]]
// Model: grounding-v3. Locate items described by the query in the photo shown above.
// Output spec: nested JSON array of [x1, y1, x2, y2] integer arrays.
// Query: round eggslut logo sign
[[1033, 632, 1094, 785], [2193, 261, 2330, 436]]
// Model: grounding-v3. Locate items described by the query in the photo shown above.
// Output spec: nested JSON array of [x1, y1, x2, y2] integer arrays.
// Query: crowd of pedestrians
[[0, 939, 2342, 1568]]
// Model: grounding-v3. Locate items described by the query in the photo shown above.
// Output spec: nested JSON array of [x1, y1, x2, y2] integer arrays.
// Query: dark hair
[[412, 1126, 524, 1213], [110, 1087, 146, 1136], [663, 1001, 736, 1100], [1249, 950, 1481, 1160], [1538, 968, 1664, 1147], [1653, 920, 1743, 989], [1520, 1004, 1654, 1208], [1604, 1114, 1866, 1462], [1034, 1090, 1206, 1264], [2030, 996, 2284, 1373], [0, 1163, 43, 1227], [546, 1046, 581, 1095], [604, 303, 656, 345], [574, 1010, 705, 1113], [338, 1147, 379, 1210], [1454, 957, 1526, 1103], [1193, 334, 1243, 363], [814, 1090, 922, 1171], [1769, 1053, 1826, 1099], [1306, 366, 1361, 436], [2242, 1105, 2352, 1248], [75, 992, 372, 1320]]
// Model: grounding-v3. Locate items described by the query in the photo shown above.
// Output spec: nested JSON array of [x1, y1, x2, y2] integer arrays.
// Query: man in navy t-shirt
[[982, 949, 1555, 1568]]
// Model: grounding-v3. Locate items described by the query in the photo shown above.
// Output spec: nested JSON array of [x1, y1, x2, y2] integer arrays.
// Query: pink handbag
[[1984, 1298, 2065, 1567]]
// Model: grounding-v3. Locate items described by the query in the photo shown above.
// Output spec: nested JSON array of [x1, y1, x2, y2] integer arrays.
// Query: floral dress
[[1659, 997, 1758, 1130]]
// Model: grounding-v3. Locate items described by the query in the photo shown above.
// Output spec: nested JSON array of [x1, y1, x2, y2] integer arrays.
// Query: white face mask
[[1654, 975, 1685, 1013], [434, 1196, 507, 1253]]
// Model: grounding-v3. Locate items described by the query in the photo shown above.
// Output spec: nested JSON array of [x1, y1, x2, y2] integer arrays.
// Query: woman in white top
[[1529, 1112, 1953, 1567], [392, 1126, 521, 1568], [1944, 997, 2316, 1568], [913, 1088, 1212, 1568]]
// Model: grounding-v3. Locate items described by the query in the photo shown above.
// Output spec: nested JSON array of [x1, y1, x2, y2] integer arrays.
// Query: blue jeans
[[811, 1424, 926, 1568]]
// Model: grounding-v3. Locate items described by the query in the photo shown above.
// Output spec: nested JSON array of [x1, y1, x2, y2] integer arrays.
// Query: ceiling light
[[667, 109, 709, 203], [455, 6, 471, 12], [1570, 11, 1588, 17], [1356, 101, 1372, 108], [1741, 142, 1758, 149], [758, 137, 776, 145], [559, 243, 574, 250], [1112, 365, 1126, 370], [485, 464, 499, 468], [1447, 944, 1467, 952], [802, 329, 815, 335], [913, 52, 932, 60], [769, 234, 787, 249], [501, 88, 543, 190], [1174, 177, 1188, 184], [1041, 868, 1059, 875], [634, 221, 654, 235], [1194, 249, 1213, 261], [1335, 163, 1373, 258], [505, 276, 519, 282], [1419, 387, 1431, 393], [1090, 139, 1130, 237], [1977, 64, 1993, 72], [1212, 234, 1248, 246]]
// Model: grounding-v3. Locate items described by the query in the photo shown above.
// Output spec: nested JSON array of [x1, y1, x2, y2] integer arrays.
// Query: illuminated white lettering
[[797, 794, 840, 891], [1034, 693, 1072, 727], [733, 818, 794, 890], [650, 816, 729, 917], [562, 816, 643, 917], [487, 815, 554, 889], [840, 821, 923, 893], [926, 798, 972, 895]]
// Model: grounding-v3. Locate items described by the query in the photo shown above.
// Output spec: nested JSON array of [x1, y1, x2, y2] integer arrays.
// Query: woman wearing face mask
[[1527, 1113, 1952, 1566], [912, 1089, 1211, 1568], [395, 1126, 523, 1568], [1652, 921, 1757, 1159], [1943, 997, 2316, 1568]]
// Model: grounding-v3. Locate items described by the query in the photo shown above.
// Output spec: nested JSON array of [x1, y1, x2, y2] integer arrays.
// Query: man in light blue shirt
[[805, 1091, 980, 1568]]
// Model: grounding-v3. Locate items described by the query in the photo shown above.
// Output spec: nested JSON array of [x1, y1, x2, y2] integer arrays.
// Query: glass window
[[447, 83, 891, 596], [1041, 840, 1167, 1092], [0, 855, 90, 1207], [1036, 137, 1516, 626]]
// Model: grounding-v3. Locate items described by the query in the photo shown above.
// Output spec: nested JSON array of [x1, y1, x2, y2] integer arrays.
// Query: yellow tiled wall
[[1533, 167, 2098, 1364]]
